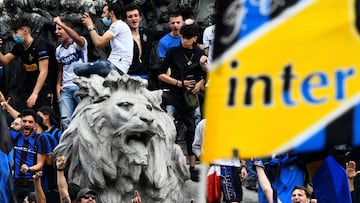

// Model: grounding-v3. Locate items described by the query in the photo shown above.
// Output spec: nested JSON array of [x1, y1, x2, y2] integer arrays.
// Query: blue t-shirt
[[41, 126, 62, 191], [157, 33, 181, 58]]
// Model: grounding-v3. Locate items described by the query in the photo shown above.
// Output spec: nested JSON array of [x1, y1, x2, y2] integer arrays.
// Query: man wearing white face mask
[[74, 1, 133, 78], [0, 17, 52, 111]]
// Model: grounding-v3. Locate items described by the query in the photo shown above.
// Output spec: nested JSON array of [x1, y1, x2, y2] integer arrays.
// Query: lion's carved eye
[[146, 104, 153, 111], [117, 102, 134, 108]]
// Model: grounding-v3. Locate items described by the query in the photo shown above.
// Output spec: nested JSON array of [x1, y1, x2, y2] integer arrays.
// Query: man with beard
[[8, 109, 51, 203]]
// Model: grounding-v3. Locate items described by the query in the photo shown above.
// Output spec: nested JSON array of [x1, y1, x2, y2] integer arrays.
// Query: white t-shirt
[[203, 25, 215, 63], [107, 20, 134, 74], [56, 37, 88, 87]]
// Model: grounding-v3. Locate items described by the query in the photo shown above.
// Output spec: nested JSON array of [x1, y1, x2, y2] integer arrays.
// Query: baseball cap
[[76, 188, 97, 200]]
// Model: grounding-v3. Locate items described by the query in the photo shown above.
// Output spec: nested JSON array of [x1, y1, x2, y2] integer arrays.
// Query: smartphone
[[185, 75, 195, 80]]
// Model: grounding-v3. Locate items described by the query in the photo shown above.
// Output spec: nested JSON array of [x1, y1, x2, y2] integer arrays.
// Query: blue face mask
[[102, 17, 111, 27], [13, 35, 24, 44]]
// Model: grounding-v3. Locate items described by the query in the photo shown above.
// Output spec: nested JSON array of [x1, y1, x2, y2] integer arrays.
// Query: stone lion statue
[[53, 71, 190, 203]]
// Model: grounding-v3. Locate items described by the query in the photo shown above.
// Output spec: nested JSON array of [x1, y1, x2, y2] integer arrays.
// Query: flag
[[0, 109, 14, 203], [312, 156, 352, 203], [203, 0, 360, 162]]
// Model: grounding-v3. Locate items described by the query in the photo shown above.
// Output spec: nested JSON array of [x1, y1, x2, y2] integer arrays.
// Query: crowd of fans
[[0, 1, 360, 203], [0, 1, 209, 202]]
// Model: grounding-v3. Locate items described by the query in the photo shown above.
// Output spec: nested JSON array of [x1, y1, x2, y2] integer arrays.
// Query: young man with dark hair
[[74, 1, 133, 77], [54, 16, 87, 131], [291, 186, 312, 203], [0, 17, 52, 111], [157, 11, 184, 60], [158, 23, 207, 182], [9, 108, 51, 203], [124, 3, 168, 88]]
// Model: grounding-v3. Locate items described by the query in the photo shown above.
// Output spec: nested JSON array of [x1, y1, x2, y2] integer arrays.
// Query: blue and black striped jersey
[[9, 130, 52, 179]]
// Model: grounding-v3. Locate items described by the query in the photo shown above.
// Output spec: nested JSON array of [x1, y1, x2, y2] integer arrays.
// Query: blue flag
[[312, 156, 352, 203], [0, 109, 14, 203]]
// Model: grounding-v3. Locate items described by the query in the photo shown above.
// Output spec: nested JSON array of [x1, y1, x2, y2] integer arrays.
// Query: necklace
[[183, 53, 194, 66]]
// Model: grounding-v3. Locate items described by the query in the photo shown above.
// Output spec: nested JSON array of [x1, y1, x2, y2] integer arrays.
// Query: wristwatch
[[88, 26, 96, 32]]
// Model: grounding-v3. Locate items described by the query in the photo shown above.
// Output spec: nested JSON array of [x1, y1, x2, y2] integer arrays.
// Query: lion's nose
[[140, 116, 154, 124]]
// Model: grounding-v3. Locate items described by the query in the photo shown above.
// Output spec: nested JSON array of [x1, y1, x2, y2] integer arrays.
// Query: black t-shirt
[[159, 45, 207, 94], [10, 38, 49, 93]]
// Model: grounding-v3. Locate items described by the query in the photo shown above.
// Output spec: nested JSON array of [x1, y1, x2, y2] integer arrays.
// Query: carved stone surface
[[53, 71, 190, 203]]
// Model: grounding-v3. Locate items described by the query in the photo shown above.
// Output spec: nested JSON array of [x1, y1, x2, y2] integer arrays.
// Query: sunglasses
[[82, 194, 97, 200]]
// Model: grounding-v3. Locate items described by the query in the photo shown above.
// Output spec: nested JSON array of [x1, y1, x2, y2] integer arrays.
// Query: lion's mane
[[53, 71, 190, 203]]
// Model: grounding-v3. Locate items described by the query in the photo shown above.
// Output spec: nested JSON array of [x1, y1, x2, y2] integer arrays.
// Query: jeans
[[73, 60, 124, 77], [166, 105, 175, 116], [194, 106, 201, 125], [59, 86, 80, 130], [246, 161, 257, 180]]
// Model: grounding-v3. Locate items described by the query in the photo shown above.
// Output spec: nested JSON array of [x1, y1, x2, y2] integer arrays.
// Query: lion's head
[[53, 71, 190, 203]]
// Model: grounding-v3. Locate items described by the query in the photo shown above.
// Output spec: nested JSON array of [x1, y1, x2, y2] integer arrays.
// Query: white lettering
[[14, 146, 36, 154], [220, 0, 287, 45], [220, 0, 246, 45]]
